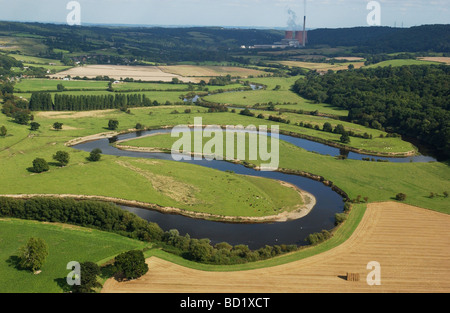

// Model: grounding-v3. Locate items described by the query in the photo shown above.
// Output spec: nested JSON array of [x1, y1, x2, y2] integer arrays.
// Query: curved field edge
[[139, 203, 367, 272]]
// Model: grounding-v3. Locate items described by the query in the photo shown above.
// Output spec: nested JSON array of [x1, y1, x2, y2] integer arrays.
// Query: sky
[[0, 0, 448, 29]]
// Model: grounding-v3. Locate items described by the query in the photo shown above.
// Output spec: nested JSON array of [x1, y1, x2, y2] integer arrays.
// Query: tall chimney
[[302, 0, 307, 47], [302, 16, 306, 47]]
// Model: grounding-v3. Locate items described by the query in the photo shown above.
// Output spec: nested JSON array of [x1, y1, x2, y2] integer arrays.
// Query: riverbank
[[0, 189, 316, 224]]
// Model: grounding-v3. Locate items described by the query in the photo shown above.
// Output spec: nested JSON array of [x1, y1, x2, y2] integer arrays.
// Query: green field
[[204, 90, 347, 116], [365, 59, 441, 68], [0, 109, 304, 218], [0, 218, 148, 293]]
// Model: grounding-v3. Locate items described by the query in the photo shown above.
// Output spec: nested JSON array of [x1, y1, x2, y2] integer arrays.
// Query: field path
[[102, 202, 450, 293]]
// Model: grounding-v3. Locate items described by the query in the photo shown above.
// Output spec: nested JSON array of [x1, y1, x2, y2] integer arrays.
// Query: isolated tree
[[53, 122, 63, 131], [108, 119, 119, 130], [18, 237, 49, 272], [0, 126, 7, 137], [323, 122, 333, 133], [30, 122, 41, 131], [57, 83, 66, 92], [32, 158, 49, 173], [114, 250, 148, 280], [13, 111, 31, 125], [135, 123, 144, 130], [396, 193, 407, 201], [88, 148, 102, 162], [72, 262, 102, 293], [53, 151, 70, 167], [340, 132, 351, 144]]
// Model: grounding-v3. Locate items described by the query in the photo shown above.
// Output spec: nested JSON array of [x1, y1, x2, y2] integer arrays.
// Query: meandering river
[[72, 127, 435, 249]]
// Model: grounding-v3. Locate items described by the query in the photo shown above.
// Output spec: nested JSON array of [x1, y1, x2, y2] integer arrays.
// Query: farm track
[[102, 202, 450, 293]]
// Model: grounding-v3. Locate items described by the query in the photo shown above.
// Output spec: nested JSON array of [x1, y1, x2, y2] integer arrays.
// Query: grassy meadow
[[0, 218, 148, 293]]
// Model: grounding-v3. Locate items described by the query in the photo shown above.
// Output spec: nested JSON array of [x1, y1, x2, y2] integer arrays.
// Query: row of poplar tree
[[26, 93, 165, 111]]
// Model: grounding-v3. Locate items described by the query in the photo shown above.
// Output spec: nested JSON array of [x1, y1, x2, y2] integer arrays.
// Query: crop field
[[102, 202, 450, 293], [272, 60, 366, 72], [51, 65, 188, 82], [365, 59, 442, 68], [417, 57, 450, 65], [159, 65, 267, 78]]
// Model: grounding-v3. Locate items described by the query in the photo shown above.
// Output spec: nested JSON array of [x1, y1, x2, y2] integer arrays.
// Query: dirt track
[[102, 202, 450, 293]]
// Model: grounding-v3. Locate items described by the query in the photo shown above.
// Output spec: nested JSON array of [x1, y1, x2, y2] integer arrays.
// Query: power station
[[251, 2, 308, 49]]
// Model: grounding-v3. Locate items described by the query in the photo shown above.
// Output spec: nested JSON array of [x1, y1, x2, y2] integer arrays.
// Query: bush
[[114, 250, 148, 280], [32, 158, 49, 173], [395, 193, 407, 201], [88, 148, 102, 162], [18, 237, 48, 272], [53, 151, 70, 166], [30, 122, 40, 131], [53, 122, 63, 130], [108, 119, 119, 130], [0, 126, 6, 137], [72, 262, 102, 293], [335, 213, 347, 226]]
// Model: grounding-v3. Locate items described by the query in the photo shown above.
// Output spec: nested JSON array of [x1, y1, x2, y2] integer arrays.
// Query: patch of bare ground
[[417, 57, 450, 64], [115, 160, 200, 205], [102, 202, 450, 293], [37, 110, 114, 119]]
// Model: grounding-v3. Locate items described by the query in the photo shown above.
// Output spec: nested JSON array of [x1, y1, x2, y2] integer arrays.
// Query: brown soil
[[101, 202, 450, 293]]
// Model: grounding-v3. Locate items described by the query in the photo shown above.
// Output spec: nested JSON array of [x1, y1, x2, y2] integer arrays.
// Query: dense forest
[[306, 25, 450, 53], [293, 65, 450, 159]]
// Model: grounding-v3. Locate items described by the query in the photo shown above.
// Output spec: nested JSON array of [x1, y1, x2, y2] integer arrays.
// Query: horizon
[[0, 0, 448, 29]]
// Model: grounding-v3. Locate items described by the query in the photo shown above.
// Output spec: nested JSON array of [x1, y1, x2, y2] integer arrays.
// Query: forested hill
[[307, 25, 450, 53], [0, 21, 283, 62], [293, 65, 450, 159]]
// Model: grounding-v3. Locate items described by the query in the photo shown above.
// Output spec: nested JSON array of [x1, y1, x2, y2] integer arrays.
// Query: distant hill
[[307, 25, 450, 53]]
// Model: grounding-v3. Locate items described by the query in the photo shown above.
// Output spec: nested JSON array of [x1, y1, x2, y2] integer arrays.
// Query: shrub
[[18, 237, 49, 272], [32, 158, 49, 173], [108, 119, 119, 130], [53, 151, 70, 167], [30, 122, 40, 131], [72, 262, 102, 293], [395, 193, 407, 201], [0, 126, 6, 137], [53, 122, 63, 130], [335, 213, 347, 226], [114, 250, 149, 280], [88, 148, 102, 162]]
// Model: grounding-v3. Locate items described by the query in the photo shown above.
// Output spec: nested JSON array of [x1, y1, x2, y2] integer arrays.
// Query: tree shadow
[[54, 277, 73, 293], [6, 255, 28, 272]]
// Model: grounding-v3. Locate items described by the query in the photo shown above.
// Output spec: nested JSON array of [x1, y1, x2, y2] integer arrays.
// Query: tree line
[[26, 93, 169, 111], [0, 197, 344, 265], [293, 65, 450, 159]]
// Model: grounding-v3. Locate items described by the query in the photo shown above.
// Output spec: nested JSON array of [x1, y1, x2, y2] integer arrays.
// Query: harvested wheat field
[[417, 57, 450, 65], [159, 65, 266, 78], [102, 202, 450, 293], [51, 65, 190, 82]]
